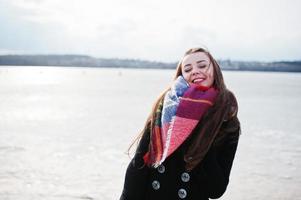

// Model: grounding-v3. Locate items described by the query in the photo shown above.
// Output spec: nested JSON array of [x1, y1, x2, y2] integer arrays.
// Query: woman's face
[[181, 52, 214, 87]]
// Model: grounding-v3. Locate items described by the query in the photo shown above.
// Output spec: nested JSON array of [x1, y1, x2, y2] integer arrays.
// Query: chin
[[190, 82, 208, 87], [197, 82, 208, 87]]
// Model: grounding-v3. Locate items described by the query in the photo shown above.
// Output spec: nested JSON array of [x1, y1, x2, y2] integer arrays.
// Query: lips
[[192, 78, 205, 83]]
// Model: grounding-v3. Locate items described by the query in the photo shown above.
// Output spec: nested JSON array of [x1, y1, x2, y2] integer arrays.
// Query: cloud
[[1, 0, 301, 61]]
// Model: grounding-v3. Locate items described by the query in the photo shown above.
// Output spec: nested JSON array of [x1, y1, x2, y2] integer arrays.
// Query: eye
[[198, 65, 207, 69], [184, 68, 192, 73]]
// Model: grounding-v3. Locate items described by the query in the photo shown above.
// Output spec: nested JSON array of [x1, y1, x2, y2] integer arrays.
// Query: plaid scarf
[[143, 76, 218, 168]]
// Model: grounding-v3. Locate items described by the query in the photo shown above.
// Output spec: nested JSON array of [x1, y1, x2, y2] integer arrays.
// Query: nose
[[191, 66, 200, 75]]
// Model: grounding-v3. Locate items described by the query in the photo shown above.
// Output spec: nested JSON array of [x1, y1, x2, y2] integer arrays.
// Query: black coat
[[120, 116, 240, 200]]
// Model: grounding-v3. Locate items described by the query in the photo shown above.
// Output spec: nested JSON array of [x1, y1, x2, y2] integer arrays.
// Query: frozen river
[[0, 66, 300, 200]]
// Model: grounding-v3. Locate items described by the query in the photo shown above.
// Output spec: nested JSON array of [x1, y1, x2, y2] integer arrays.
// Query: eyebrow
[[196, 60, 207, 64], [183, 60, 207, 68]]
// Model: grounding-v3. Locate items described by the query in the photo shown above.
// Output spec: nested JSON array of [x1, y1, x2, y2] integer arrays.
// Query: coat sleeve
[[195, 116, 240, 199], [119, 128, 151, 200]]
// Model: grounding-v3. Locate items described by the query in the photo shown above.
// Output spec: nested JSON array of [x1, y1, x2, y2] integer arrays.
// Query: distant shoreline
[[0, 55, 300, 73]]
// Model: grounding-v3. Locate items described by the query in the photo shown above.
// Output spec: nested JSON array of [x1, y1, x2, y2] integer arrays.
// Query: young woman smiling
[[120, 47, 241, 200]]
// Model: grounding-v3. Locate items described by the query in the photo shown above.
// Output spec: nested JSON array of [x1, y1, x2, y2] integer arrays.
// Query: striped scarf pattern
[[144, 76, 218, 167]]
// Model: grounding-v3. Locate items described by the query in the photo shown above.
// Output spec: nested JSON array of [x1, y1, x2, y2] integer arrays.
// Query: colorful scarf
[[143, 76, 218, 168]]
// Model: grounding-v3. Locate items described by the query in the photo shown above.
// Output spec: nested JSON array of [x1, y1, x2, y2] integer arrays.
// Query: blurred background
[[0, 0, 300, 199], [1, 0, 301, 61]]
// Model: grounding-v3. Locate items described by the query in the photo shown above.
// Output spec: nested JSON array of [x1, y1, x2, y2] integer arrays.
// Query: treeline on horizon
[[0, 54, 300, 72]]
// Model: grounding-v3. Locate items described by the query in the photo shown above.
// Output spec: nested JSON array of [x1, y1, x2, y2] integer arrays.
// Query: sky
[[0, 0, 300, 62]]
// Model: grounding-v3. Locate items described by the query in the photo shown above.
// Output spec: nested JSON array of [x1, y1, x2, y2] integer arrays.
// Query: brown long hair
[[129, 47, 240, 171]]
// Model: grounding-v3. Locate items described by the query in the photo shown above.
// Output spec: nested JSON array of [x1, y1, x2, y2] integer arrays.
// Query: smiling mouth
[[192, 78, 205, 83]]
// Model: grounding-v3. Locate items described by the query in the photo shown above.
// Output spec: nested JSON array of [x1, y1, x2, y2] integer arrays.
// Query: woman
[[120, 47, 241, 200]]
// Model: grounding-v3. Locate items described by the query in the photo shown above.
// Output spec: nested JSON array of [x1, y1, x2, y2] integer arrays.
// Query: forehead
[[182, 52, 210, 66]]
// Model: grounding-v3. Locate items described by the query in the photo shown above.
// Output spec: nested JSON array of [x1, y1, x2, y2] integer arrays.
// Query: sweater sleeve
[[195, 117, 240, 199], [119, 129, 151, 200]]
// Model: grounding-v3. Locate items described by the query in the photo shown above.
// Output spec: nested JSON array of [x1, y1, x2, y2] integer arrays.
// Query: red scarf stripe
[[179, 97, 214, 106], [154, 127, 163, 162]]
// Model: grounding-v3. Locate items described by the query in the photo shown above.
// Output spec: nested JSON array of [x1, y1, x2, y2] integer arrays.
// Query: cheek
[[208, 73, 214, 85], [181, 70, 190, 82], [208, 73, 213, 80], [205, 70, 214, 86], [207, 68, 214, 81], [209, 76, 214, 84]]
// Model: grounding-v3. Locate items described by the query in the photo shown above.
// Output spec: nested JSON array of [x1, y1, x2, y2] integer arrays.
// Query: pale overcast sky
[[0, 0, 300, 62]]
